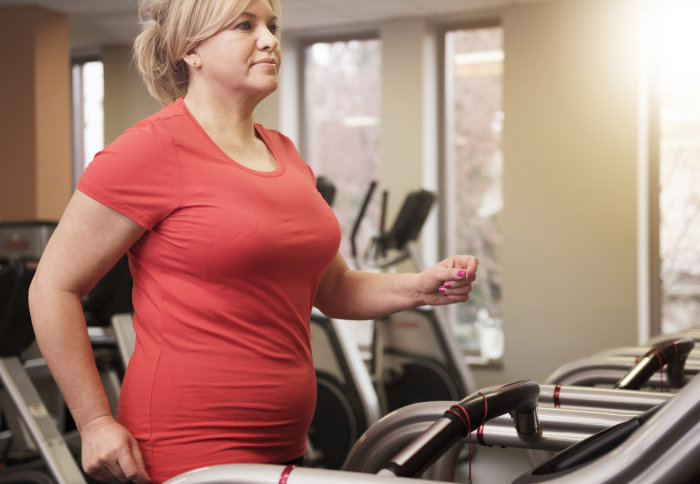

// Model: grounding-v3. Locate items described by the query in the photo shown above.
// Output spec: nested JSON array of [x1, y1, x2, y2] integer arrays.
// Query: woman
[[28, 0, 478, 482]]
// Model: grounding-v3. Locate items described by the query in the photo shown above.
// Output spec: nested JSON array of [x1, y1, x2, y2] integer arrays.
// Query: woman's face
[[189, 0, 281, 98]]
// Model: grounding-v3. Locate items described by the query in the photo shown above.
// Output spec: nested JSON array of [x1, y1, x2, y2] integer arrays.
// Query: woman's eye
[[268, 24, 279, 36], [235, 21, 253, 31]]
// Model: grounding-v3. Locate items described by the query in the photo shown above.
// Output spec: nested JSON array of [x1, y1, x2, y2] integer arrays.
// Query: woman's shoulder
[[105, 99, 189, 156], [129, 98, 188, 137]]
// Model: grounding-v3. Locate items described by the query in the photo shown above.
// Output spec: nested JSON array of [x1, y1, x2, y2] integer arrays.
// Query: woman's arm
[[28, 190, 151, 483], [314, 252, 478, 320]]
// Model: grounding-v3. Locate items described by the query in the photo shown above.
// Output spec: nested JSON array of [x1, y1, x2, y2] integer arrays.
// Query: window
[[303, 38, 381, 263], [658, 1, 700, 333], [71, 60, 104, 186], [443, 26, 504, 359]]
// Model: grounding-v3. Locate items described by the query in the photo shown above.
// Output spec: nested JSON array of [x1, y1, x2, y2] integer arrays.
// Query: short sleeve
[[77, 121, 181, 230]]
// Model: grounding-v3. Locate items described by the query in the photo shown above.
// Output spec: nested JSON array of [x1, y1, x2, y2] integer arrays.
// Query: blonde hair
[[133, 0, 280, 105]]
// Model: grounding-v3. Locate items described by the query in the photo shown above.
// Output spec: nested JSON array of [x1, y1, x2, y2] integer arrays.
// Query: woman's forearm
[[315, 253, 478, 320], [316, 269, 422, 320], [28, 283, 115, 433], [27, 190, 146, 432]]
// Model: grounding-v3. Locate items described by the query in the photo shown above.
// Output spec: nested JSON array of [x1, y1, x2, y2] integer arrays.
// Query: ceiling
[[0, 0, 552, 51]]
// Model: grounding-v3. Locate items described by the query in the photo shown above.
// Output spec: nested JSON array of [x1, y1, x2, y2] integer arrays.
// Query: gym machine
[[0, 221, 87, 484], [350, 182, 475, 413]]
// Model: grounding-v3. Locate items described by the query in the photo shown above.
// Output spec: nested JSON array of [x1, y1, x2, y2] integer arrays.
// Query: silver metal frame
[[0, 357, 86, 484], [164, 463, 448, 484], [544, 356, 700, 387], [514, 373, 700, 483], [326, 318, 381, 427]]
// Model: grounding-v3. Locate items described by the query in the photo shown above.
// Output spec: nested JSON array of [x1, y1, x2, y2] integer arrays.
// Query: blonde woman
[[29, 0, 478, 482]]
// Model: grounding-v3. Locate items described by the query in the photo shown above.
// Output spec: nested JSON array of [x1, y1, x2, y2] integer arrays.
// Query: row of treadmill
[[1, 184, 700, 483]]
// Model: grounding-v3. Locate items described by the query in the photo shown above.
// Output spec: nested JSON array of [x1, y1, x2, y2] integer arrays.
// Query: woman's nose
[[258, 27, 279, 51]]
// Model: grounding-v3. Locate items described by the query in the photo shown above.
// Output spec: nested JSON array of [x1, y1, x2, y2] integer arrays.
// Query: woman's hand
[[80, 416, 151, 483], [416, 255, 478, 306]]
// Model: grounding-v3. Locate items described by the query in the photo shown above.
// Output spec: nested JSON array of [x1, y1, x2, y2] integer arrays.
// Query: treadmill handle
[[614, 337, 694, 390], [380, 379, 541, 478]]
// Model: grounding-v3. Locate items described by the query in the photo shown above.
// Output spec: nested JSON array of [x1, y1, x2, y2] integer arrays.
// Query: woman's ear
[[182, 50, 201, 69]]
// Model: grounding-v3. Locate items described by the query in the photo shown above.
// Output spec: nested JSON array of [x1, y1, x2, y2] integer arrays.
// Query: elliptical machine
[[0, 221, 87, 484], [305, 177, 382, 469], [351, 182, 475, 413]]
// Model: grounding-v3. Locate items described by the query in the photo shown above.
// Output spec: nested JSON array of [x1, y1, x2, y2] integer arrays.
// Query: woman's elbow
[[28, 275, 40, 311], [28, 273, 49, 323], [313, 295, 332, 319]]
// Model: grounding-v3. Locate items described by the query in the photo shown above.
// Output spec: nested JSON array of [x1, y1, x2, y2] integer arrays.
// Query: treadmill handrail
[[614, 337, 694, 390], [513, 372, 700, 483], [163, 463, 447, 484], [380, 380, 540, 477]]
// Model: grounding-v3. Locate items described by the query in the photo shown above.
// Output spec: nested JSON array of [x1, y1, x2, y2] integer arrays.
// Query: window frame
[[70, 56, 104, 188], [436, 19, 505, 361], [296, 31, 380, 162]]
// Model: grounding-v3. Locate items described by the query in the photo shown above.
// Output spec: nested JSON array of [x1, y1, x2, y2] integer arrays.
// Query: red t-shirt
[[77, 98, 341, 482]]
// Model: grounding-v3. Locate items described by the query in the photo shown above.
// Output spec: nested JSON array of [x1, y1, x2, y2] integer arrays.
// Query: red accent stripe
[[279, 465, 295, 484], [449, 404, 473, 481], [553, 384, 562, 408], [476, 392, 488, 446], [478, 393, 488, 424], [447, 409, 467, 429], [648, 348, 665, 391]]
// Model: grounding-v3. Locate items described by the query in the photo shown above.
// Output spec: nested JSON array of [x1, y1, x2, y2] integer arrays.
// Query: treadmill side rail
[[0, 356, 87, 484]]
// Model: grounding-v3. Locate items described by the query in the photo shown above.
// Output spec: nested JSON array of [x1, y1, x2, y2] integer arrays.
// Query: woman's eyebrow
[[237, 11, 279, 22]]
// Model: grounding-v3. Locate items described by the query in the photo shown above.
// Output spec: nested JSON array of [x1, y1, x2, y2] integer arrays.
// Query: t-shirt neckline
[[177, 98, 285, 178]]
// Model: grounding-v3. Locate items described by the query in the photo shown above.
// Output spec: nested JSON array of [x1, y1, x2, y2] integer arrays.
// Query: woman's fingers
[[81, 418, 151, 483]]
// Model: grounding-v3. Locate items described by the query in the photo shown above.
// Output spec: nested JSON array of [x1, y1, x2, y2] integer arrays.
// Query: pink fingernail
[[467, 272, 472, 278], [457, 270, 465, 277], [444, 283, 452, 288], [439, 287, 446, 293]]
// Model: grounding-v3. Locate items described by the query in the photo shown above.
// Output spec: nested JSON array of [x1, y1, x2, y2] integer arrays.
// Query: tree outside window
[[658, 1, 700, 333], [303, 39, 381, 264], [444, 27, 504, 358]]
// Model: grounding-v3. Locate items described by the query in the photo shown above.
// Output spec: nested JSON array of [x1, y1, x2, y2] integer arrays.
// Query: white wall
[[102, 45, 161, 144], [489, 0, 640, 386]]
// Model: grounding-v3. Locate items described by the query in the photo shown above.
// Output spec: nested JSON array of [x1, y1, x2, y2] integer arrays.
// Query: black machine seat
[[381, 189, 435, 253], [316, 175, 337, 207], [351, 182, 436, 270]]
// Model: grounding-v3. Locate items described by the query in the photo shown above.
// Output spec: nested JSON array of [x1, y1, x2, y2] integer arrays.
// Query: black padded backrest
[[82, 255, 133, 327], [316, 175, 337, 208], [0, 259, 15, 322], [384, 190, 435, 250], [0, 257, 39, 357]]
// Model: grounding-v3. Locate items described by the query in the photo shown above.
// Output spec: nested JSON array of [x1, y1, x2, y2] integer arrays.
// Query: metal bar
[[0, 356, 86, 484]]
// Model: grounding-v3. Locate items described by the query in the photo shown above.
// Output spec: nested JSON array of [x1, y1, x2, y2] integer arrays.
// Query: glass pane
[[659, 1, 700, 333], [304, 39, 381, 264], [82, 61, 104, 170], [445, 27, 504, 356]]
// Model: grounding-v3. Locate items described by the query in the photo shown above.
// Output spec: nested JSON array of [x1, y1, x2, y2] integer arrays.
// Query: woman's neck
[[183, 90, 258, 147], [182, 88, 277, 172]]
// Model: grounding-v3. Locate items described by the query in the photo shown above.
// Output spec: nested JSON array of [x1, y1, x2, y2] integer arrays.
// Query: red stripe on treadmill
[[279, 465, 295, 484], [553, 384, 562, 408]]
